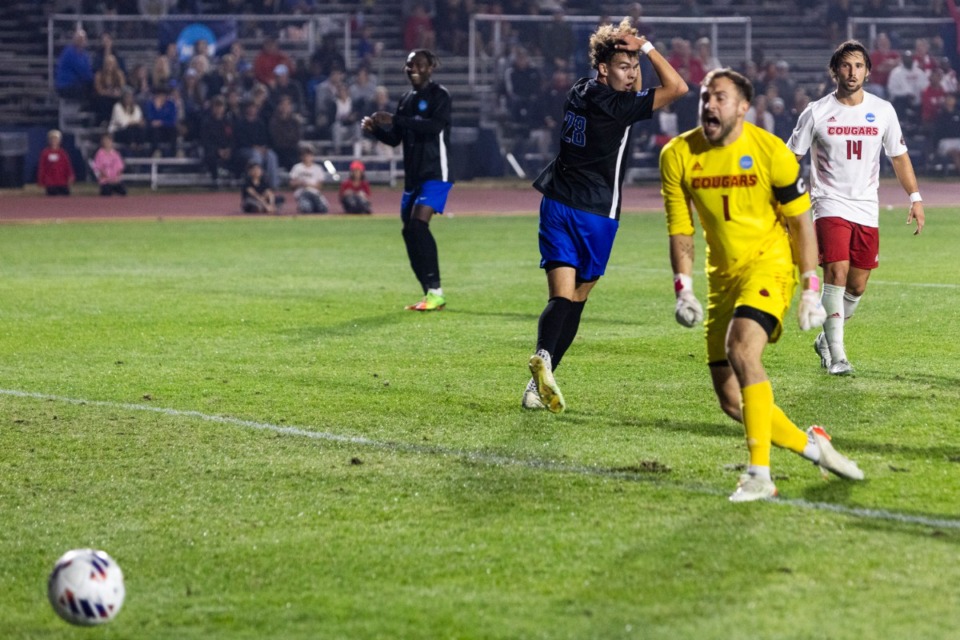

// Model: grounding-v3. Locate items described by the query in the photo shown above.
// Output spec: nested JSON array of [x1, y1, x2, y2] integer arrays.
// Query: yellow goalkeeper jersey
[[660, 121, 811, 278]]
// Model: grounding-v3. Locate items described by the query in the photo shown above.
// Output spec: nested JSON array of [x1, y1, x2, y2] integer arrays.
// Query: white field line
[[4, 387, 960, 530], [869, 280, 959, 289]]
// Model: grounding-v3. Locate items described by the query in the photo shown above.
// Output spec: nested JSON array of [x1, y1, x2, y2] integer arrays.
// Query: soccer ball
[[47, 549, 125, 626]]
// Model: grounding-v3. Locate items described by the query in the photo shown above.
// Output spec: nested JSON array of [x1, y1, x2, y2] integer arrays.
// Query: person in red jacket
[[37, 129, 75, 196], [339, 160, 372, 214]]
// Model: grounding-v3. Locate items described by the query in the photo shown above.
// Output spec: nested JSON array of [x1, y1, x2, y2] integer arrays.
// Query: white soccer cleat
[[521, 378, 546, 410], [528, 352, 566, 414], [814, 332, 832, 369], [828, 359, 854, 376], [808, 425, 864, 480], [729, 473, 778, 503]]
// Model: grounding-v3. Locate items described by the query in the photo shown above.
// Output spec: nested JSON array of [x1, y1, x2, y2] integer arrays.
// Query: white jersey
[[288, 162, 325, 198], [787, 91, 907, 227]]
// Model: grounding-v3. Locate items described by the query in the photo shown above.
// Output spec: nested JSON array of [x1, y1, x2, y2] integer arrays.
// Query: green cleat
[[406, 291, 446, 311]]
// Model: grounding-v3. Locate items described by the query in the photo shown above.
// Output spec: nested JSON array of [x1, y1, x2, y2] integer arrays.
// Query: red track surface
[[0, 181, 956, 223]]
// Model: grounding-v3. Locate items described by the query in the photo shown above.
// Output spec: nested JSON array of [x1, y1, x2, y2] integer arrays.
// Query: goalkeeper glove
[[797, 271, 826, 331], [674, 273, 703, 328]]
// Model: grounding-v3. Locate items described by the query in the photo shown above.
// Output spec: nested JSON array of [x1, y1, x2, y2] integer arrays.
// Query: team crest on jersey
[[418, 99, 428, 111], [739, 155, 753, 170], [865, 112, 876, 123]]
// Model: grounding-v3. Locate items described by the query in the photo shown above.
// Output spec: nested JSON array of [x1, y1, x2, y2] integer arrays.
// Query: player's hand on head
[[798, 290, 826, 331], [675, 290, 704, 328]]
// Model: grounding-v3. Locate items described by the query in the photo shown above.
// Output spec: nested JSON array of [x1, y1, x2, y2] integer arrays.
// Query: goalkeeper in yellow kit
[[660, 69, 865, 502]]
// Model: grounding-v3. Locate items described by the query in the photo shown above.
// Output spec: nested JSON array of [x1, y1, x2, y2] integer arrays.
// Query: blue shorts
[[400, 180, 453, 223], [538, 197, 619, 282]]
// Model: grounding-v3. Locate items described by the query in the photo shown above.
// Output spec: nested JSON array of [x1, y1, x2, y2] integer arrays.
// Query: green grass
[[1, 206, 959, 639]]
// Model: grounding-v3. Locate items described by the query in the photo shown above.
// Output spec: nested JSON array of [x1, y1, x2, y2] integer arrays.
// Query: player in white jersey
[[788, 40, 925, 375]]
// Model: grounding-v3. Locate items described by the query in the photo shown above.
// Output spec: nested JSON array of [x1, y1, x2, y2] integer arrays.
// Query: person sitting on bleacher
[[234, 99, 281, 191], [55, 28, 94, 103], [93, 32, 127, 74], [269, 64, 305, 116], [93, 54, 127, 126], [179, 67, 208, 142], [314, 66, 346, 141], [145, 84, 179, 157], [269, 95, 303, 170], [199, 96, 236, 186], [253, 35, 293, 87], [109, 87, 149, 155]]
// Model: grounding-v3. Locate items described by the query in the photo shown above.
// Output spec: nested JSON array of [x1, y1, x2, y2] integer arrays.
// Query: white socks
[[821, 284, 847, 362]]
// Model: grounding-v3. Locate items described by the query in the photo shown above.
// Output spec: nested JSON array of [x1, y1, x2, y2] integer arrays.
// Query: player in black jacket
[[362, 49, 453, 311], [523, 18, 688, 413]]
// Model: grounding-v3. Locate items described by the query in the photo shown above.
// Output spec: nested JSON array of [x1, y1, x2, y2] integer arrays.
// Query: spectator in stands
[[269, 63, 305, 116], [139, 0, 174, 16], [888, 51, 930, 120], [770, 60, 797, 103], [932, 92, 960, 174], [93, 54, 127, 125], [189, 38, 212, 77], [695, 37, 722, 74], [288, 144, 329, 214], [331, 82, 361, 153], [91, 133, 127, 196], [151, 52, 173, 92], [404, 2, 436, 51], [199, 96, 235, 186], [93, 32, 126, 73], [538, 8, 576, 74], [823, 0, 851, 45], [503, 46, 543, 127], [229, 41, 254, 86], [314, 66, 346, 140], [55, 29, 94, 102], [109, 88, 149, 154], [145, 84, 179, 156], [349, 63, 379, 116], [667, 38, 706, 86], [626, 2, 654, 44], [311, 34, 346, 78], [770, 96, 793, 142], [525, 68, 569, 165], [868, 33, 900, 98], [204, 53, 234, 99], [339, 159, 372, 214], [745, 94, 775, 133], [37, 130, 75, 196], [356, 24, 383, 64], [179, 66, 207, 142], [128, 63, 152, 103], [921, 67, 949, 127], [234, 100, 281, 190], [434, 0, 471, 56], [253, 36, 293, 86], [939, 56, 959, 93], [161, 42, 182, 85], [225, 86, 244, 121], [251, 82, 274, 123], [360, 85, 395, 159], [269, 95, 303, 170], [241, 160, 283, 214], [914, 38, 938, 73]]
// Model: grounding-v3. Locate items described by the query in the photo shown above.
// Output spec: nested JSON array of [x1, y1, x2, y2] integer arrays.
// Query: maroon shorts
[[815, 216, 880, 270]]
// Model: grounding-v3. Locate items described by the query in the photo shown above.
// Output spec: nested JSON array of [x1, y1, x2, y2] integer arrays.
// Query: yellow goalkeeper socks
[[741, 381, 773, 469]]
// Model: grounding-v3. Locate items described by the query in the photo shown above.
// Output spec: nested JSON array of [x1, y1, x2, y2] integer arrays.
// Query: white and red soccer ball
[[47, 548, 125, 625]]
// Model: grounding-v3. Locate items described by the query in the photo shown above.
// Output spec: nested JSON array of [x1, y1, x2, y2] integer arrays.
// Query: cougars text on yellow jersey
[[660, 122, 811, 277]]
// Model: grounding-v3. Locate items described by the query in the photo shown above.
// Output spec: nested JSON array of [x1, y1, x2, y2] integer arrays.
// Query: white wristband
[[674, 273, 693, 296], [909, 192, 922, 203], [640, 41, 655, 55]]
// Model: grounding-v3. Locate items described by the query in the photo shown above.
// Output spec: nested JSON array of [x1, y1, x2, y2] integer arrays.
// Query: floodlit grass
[[1, 207, 958, 639]]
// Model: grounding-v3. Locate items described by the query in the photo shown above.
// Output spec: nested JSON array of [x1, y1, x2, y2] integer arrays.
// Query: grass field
[[1, 206, 959, 639]]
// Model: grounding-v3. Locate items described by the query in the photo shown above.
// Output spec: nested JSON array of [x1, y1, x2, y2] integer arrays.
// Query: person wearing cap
[[271, 62, 306, 116], [362, 48, 453, 311], [37, 129, 75, 196], [288, 144, 329, 214], [339, 160, 372, 214]]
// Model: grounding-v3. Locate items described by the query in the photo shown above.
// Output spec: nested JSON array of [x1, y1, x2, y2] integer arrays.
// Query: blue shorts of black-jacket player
[[538, 196, 619, 282], [400, 180, 454, 223]]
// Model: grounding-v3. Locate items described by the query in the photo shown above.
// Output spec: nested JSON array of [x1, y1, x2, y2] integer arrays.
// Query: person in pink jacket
[[90, 133, 126, 196]]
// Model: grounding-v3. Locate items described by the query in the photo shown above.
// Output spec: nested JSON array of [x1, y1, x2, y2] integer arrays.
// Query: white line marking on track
[[4, 387, 960, 530]]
